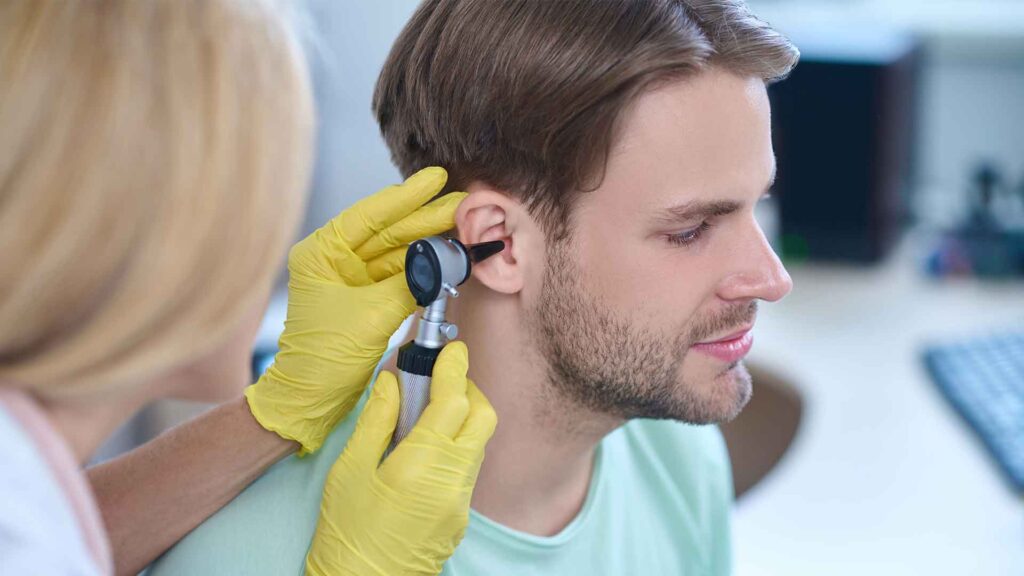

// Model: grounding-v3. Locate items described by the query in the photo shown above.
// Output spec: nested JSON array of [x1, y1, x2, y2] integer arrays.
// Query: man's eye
[[667, 221, 712, 246]]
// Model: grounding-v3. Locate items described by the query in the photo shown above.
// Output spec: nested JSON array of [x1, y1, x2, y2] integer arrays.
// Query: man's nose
[[716, 220, 793, 303]]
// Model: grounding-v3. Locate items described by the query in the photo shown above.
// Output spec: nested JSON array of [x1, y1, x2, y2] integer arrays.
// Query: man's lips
[[696, 325, 754, 345], [690, 326, 754, 363]]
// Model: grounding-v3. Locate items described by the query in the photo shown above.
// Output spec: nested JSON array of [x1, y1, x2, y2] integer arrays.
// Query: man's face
[[527, 69, 792, 424]]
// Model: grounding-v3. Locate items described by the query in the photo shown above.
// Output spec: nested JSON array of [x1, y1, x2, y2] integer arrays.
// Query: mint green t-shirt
[[147, 389, 734, 575]]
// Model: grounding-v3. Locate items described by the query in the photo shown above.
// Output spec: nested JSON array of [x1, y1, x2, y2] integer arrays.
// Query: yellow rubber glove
[[306, 342, 497, 576], [246, 167, 467, 455]]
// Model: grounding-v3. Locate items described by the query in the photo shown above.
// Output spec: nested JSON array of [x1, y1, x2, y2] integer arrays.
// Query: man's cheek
[[643, 285, 705, 333]]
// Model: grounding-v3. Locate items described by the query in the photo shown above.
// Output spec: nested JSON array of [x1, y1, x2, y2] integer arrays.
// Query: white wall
[[300, 0, 423, 238], [916, 58, 1024, 225]]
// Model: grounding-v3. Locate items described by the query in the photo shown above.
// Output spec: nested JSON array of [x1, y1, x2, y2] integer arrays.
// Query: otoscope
[[385, 236, 505, 456]]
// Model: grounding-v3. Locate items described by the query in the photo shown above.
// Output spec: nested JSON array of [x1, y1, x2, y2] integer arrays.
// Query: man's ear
[[455, 185, 530, 294]]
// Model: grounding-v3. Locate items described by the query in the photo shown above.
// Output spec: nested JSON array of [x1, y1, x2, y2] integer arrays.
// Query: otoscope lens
[[409, 252, 436, 292]]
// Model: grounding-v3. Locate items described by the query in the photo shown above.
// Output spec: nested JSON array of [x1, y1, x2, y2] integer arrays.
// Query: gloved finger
[[369, 272, 419, 320], [287, 228, 372, 287], [330, 241, 373, 286], [354, 192, 467, 261], [456, 378, 498, 448], [338, 167, 448, 250], [366, 247, 407, 282], [414, 341, 471, 439], [343, 371, 401, 470]]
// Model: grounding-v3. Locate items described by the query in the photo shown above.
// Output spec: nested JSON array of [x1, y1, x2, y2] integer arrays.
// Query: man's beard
[[528, 240, 756, 425]]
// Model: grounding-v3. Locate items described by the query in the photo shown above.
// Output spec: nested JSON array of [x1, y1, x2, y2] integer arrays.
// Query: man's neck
[[450, 281, 622, 536]]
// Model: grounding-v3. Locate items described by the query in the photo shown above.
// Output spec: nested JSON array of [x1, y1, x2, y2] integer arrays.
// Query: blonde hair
[[0, 0, 314, 399]]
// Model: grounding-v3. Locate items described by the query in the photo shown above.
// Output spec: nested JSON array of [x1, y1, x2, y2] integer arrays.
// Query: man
[[149, 0, 796, 573]]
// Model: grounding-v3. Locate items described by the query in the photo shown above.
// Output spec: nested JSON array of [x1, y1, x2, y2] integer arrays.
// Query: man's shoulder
[[146, 394, 367, 575], [566, 419, 734, 574]]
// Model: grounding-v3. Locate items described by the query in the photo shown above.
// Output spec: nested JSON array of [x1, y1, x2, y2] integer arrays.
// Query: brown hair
[[374, 0, 798, 239], [0, 0, 313, 398]]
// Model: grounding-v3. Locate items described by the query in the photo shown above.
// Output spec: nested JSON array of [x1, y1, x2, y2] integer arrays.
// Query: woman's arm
[[87, 397, 297, 576], [90, 169, 462, 576]]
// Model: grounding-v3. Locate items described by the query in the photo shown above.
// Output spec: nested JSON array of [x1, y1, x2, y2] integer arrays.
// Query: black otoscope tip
[[467, 240, 505, 264]]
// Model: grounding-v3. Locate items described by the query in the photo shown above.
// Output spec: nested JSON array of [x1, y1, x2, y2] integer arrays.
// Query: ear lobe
[[455, 188, 524, 295]]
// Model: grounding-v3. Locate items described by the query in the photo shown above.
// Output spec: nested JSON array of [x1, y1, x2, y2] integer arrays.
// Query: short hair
[[0, 0, 314, 398], [373, 0, 798, 239]]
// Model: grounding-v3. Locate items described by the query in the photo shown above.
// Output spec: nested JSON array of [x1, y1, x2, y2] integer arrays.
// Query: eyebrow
[[653, 164, 777, 225]]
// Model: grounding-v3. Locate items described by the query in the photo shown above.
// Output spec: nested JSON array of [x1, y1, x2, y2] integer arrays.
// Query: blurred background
[[96, 1, 1024, 574]]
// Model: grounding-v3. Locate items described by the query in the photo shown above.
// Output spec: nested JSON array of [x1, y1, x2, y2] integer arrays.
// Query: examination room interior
[[91, 1, 1024, 574]]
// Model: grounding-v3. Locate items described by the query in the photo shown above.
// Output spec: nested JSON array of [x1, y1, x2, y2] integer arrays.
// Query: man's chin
[[715, 362, 753, 422], [673, 361, 752, 424]]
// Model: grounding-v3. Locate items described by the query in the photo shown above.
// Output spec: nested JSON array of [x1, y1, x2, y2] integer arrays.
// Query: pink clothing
[[0, 388, 113, 575]]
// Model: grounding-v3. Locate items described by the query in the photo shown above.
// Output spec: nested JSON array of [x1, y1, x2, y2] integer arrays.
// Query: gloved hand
[[306, 342, 497, 576], [245, 167, 466, 454]]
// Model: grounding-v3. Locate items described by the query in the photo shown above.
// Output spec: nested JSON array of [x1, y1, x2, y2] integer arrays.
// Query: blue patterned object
[[923, 330, 1024, 492]]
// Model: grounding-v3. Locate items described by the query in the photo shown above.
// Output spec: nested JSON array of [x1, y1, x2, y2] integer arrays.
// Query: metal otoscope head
[[404, 236, 505, 349], [405, 236, 505, 307]]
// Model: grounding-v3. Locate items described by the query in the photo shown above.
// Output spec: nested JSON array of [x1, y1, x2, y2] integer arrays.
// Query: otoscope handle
[[383, 368, 432, 458], [383, 340, 441, 459]]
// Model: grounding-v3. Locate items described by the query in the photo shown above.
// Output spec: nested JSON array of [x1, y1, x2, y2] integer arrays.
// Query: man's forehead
[[649, 162, 776, 225], [595, 71, 775, 215], [612, 71, 770, 145]]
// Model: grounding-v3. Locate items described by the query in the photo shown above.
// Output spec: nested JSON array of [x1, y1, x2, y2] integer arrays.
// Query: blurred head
[[375, 0, 797, 425], [0, 0, 314, 402]]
